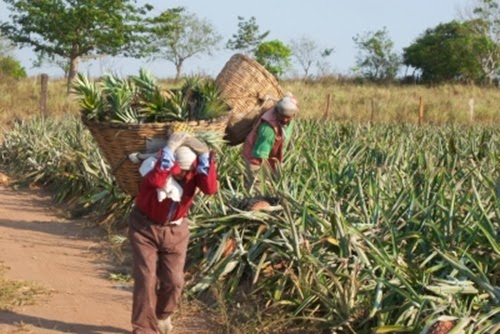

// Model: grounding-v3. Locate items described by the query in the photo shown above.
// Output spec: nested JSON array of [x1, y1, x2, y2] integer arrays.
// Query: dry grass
[[282, 80, 500, 124], [0, 77, 498, 132], [0, 263, 51, 311], [0, 77, 76, 126]]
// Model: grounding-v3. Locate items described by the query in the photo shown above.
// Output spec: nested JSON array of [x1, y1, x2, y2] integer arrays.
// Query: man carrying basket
[[242, 93, 299, 192], [128, 133, 218, 334]]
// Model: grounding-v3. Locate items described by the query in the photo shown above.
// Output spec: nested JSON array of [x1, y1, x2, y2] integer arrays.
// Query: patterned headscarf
[[277, 95, 299, 117]]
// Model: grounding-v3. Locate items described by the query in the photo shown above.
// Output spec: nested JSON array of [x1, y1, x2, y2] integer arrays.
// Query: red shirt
[[134, 151, 218, 224]]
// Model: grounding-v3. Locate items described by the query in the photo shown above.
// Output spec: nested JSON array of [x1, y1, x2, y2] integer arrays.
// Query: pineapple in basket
[[170, 122, 194, 135], [168, 122, 224, 155]]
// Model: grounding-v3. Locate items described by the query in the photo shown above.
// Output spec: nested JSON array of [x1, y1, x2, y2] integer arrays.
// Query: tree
[[254, 40, 292, 78], [290, 36, 317, 79], [403, 20, 491, 83], [290, 35, 334, 79], [34, 50, 113, 79], [353, 27, 400, 82], [226, 16, 270, 54], [317, 48, 335, 77], [149, 9, 222, 81], [459, 0, 499, 84], [0, 0, 153, 88]]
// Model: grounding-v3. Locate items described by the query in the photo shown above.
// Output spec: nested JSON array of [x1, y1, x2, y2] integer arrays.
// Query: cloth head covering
[[276, 95, 299, 117], [175, 146, 197, 170]]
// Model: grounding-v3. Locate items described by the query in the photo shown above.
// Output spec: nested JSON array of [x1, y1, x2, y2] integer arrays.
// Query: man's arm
[[194, 152, 218, 195], [143, 147, 179, 189]]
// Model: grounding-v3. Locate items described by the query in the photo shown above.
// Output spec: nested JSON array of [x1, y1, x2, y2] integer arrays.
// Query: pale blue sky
[[0, 0, 471, 78]]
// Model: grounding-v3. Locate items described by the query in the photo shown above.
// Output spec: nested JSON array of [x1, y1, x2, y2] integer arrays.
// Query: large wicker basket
[[216, 53, 284, 146], [82, 116, 226, 197]]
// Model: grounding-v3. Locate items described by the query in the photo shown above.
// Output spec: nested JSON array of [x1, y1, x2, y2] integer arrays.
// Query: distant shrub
[[0, 56, 27, 79]]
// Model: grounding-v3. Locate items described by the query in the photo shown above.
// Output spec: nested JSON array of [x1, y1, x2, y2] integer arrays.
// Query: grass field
[[0, 77, 499, 129]]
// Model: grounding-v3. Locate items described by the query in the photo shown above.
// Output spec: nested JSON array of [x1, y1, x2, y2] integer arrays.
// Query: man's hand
[[183, 136, 209, 156], [166, 132, 190, 152]]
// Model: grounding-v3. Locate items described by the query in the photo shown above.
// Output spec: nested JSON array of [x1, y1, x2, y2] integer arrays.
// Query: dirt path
[[0, 184, 218, 334]]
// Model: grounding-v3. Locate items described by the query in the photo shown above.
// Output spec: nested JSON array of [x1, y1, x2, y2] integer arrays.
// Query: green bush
[[0, 56, 27, 79]]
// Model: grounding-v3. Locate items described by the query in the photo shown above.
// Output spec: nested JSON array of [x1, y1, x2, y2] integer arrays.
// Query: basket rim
[[215, 53, 283, 116], [82, 116, 171, 129], [215, 53, 279, 85], [81, 114, 228, 130]]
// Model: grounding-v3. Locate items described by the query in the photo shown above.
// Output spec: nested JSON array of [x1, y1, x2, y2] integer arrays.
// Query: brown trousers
[[128, 207, 190, 334]]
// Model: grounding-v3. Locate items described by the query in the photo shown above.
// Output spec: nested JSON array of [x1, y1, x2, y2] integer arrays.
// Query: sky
[[0, 0, 472, 79]]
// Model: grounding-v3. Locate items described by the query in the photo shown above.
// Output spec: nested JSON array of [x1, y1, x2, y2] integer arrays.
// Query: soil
[[0, 180, 218, 334]]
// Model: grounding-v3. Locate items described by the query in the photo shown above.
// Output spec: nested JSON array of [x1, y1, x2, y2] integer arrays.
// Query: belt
[[132, 206, 183, 226]]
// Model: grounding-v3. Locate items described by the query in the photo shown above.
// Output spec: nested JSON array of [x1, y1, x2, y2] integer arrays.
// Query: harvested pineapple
[[170, 121, 194, 135], [72, 69, 229, 124]]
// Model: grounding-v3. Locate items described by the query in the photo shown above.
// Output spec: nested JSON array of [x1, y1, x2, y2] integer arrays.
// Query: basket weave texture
[[216, 53, 284, 145], [82, 116, 226, 197]]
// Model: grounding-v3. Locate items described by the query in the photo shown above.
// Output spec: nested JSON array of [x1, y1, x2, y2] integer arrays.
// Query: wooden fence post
[[418, 96, 424, 126], [324, 93, 331, 119], [40, 73, 49, 116], [370, 98, 376, 124], [469, 98, 475, 123]]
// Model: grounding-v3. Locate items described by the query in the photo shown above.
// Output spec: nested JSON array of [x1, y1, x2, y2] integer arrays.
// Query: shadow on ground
[[0, 312, 129, 334]]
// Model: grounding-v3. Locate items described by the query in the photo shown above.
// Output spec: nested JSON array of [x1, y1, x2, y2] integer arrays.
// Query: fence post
[[469, 98, 475, 123], [418, 96, 424, 126], [370, 98, 376, 124], [40, 73, 49, 116], [323, 93, 331, 119]]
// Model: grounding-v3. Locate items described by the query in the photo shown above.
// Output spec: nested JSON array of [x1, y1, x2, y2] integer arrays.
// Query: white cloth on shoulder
[[138, 157, 184, 202], [156, 175, 183, 202]]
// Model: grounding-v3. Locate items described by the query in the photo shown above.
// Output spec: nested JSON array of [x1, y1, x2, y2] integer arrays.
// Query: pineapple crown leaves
[[71, 73, 104, 120], [129, 68, 160, 100], [71, 69, 226, 124], [179, 77, 229, 120], [94, 72, 140, 123], [161, 89, 188, 121], [194, 131, 226, 155]]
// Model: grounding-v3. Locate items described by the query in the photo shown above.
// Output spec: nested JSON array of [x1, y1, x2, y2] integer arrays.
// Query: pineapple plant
[[2, 116, 498, 333]]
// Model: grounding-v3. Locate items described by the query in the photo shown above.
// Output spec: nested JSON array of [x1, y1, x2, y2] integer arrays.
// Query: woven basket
[[216, 53, 284, 146], [82, 116, 227, 197]]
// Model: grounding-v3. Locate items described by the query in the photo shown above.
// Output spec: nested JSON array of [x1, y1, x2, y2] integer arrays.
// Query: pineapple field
[[0, 67, 499, 333], [1, 112, 498, 333]]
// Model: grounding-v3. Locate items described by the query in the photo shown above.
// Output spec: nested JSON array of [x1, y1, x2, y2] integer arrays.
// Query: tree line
[[0, 0, 498, 86]]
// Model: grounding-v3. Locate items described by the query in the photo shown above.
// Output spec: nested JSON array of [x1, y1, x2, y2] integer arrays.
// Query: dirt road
[[0, 184, 217, 334]]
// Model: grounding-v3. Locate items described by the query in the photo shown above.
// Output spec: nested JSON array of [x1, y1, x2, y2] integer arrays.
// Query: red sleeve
[[143, 160, 180, 189], [195, 153, 218, 195]]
